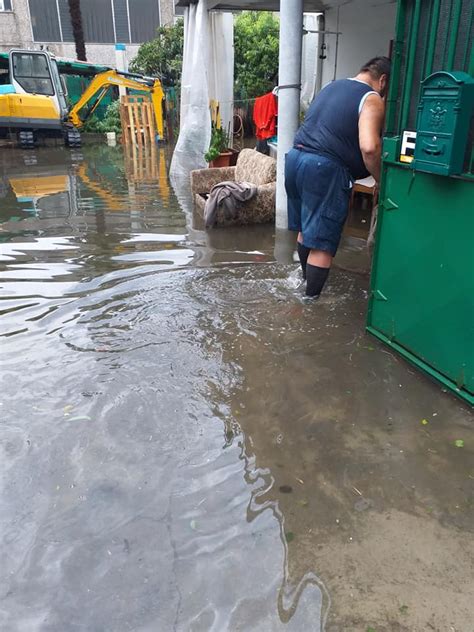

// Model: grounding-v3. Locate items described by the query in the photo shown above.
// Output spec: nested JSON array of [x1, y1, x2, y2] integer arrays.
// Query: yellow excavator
[[0, 50, 164, 149]]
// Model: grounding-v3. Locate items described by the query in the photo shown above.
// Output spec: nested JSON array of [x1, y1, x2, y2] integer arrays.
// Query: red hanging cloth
[[253, 92, 278, 140]]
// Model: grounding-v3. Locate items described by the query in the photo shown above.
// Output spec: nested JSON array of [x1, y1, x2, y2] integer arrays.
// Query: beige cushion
[[235, 148, 277, 186]]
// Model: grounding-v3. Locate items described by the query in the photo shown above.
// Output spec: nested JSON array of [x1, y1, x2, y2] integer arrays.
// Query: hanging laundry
[[253, 92, 278, 141]]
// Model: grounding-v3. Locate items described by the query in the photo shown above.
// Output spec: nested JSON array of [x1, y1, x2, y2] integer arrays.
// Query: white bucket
[[106, 132, 117, 146]]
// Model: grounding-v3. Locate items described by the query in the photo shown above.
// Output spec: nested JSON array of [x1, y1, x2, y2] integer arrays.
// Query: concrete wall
[[0, 11, 22, 48], [0, 0, 32, 50], [321, 0, 397, 86], [160, 0, 176, 25], [0, 0, 176, 65]]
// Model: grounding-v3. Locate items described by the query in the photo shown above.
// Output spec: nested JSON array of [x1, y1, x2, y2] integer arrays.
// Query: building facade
[[0, 0, 177, 65]]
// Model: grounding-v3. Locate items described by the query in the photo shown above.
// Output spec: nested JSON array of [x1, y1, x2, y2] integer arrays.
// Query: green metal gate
[[367, 0, 474, 404]]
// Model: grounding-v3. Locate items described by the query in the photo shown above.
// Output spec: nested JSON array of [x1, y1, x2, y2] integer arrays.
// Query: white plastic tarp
[[170, 1, 211, 178], [170, 0, 234, 179], [208, 12, 234, 142]]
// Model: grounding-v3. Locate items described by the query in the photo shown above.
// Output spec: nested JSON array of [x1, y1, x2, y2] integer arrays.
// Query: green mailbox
[[413, 71, 474, 176]]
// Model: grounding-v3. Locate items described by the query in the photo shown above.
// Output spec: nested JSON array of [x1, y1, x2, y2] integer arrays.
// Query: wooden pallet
[[124, 144, 159, 183], [120, 94, 156, 147]]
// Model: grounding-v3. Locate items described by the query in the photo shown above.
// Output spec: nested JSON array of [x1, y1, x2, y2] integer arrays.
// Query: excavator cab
[[9, 51, 65, 111], [0, 50, 77, 148]]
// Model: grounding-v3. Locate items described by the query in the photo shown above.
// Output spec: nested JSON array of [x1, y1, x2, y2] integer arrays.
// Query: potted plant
[[205, 123, 233, 168]]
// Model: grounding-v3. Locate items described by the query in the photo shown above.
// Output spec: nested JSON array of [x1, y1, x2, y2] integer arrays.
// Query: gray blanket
[[204, 180, 257, 228]]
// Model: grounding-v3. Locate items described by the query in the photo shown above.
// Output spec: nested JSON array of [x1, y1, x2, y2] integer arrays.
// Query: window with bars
[[29, 0, 161, 44], [0, 0, 13, 11]]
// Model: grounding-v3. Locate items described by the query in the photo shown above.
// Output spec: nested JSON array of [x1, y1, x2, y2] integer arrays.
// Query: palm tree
[[68, 0, 87, 61]]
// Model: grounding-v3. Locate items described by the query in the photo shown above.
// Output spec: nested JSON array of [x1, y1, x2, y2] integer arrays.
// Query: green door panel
[[368, 166, 474, 401]]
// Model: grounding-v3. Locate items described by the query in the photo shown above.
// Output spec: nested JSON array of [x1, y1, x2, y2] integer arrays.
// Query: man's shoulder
[[321, 78, 350, 90], [321, 78, 370, 94]]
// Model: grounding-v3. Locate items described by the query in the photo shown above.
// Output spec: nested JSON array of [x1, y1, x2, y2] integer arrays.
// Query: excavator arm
[[68, 70, 164, 139]]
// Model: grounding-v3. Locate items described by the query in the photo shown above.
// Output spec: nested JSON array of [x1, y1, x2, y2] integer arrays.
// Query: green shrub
[[97, 100, 122, 133], [80, 100, 121, 134]]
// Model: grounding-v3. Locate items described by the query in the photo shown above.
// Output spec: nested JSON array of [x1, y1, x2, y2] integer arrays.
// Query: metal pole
[[332, 7, 340, 81], [115, 44, 128, 98], [447, 0, 462, 70], [386, 0, 406, 135], [469, 40, 474, 77], [462, 8, 473, 72], [400, 0, 421, 133], [442, 0, 454, 69], [424, 0, 441, 77], [304, 30, 342, 35], [312, 14, 326, 101], [275, 0, 303, 230]]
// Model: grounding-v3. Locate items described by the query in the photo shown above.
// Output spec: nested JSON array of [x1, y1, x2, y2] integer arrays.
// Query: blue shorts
[[285, 148, 352, 256]]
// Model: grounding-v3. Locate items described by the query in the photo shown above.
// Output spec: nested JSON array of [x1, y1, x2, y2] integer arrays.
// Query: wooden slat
[[143, 101, 150, 145], [147, 101, 155, 145], [137, 102, 143, 149], [120, 94, 156, 148]]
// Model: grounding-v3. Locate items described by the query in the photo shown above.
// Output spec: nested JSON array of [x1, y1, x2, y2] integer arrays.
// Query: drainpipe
[[275, 0, 304, 230]]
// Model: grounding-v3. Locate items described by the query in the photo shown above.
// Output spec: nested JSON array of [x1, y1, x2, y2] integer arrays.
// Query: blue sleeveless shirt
[[294, 79, 376, 180]]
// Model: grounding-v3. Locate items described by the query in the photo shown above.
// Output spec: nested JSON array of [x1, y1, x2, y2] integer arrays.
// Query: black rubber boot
[[305, 263, 330, 298], [297, 242, 311, 280]]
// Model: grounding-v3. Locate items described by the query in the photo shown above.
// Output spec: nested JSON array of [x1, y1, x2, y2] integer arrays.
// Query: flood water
[[0, 145, 472, 632]]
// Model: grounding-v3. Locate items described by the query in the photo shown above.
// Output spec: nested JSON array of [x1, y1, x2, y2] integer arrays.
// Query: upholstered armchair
[[190, 148, 276, 226]]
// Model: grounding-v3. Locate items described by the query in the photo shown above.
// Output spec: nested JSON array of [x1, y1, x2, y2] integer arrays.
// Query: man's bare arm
[[359, 94, 385, 183]]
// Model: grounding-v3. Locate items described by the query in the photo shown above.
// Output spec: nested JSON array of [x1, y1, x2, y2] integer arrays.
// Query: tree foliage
[[129, 21, 184, 87], [234, 12, 279, 100], [129, 11, 280, 99]]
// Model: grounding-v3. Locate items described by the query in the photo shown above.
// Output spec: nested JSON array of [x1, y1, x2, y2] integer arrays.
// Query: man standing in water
[[285, 57, 391, 298]]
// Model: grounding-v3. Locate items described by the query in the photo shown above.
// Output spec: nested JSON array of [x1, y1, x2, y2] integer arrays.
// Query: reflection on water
[[0, 146, 472, 632]]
